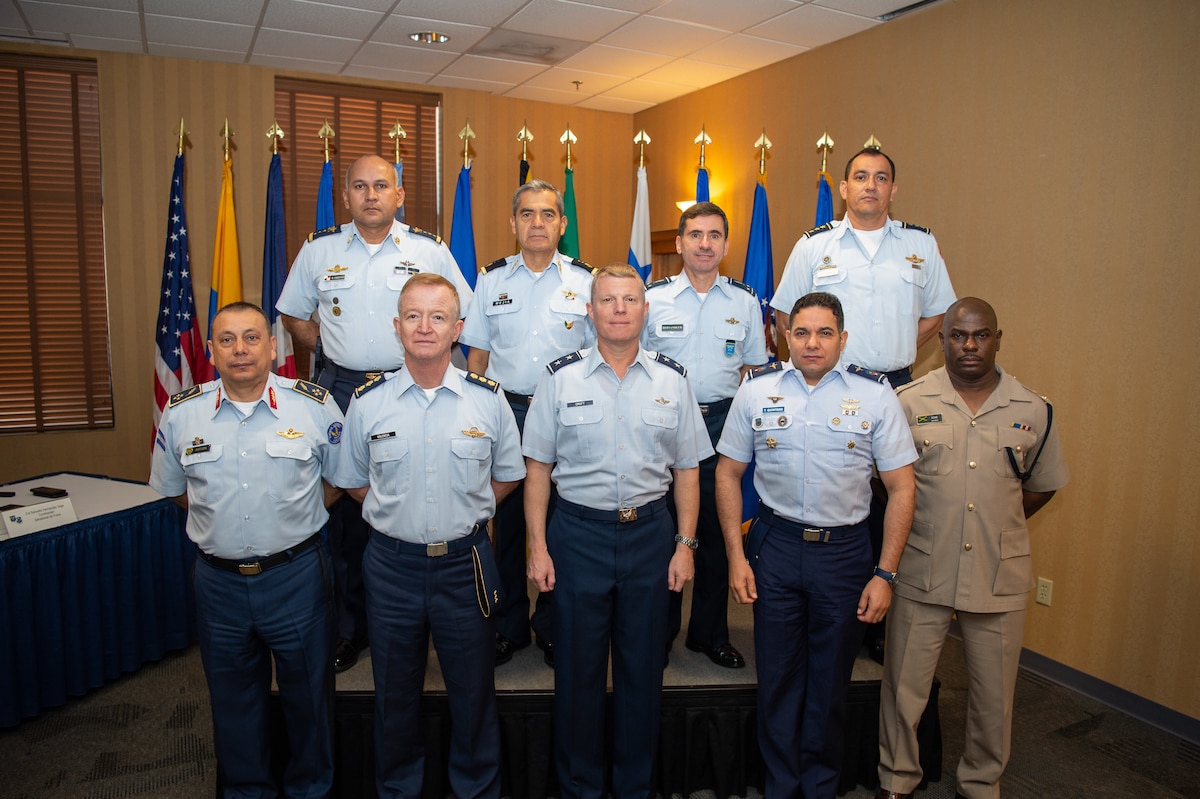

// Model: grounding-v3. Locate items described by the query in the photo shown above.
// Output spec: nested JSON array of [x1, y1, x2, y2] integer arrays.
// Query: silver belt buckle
[[802, 527, 830, 543], [238, 562, 263, 575], [426, 541, 449, 557], [618, 507, 638, 523]]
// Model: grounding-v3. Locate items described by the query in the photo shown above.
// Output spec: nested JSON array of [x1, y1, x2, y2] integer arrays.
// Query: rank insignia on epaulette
[[653, 352, 686, 376], [548, 351, 583, 373], [728, 277, 755, 295], [900, 221, 931, 234], [646, 277, 671, 290], [466, 372, 499, 392], [410, 226, 443, 244], [482, 257, 508, 273], [168, 384, 202, 407], [308, 225, 339, 242], [355, 373, 386, 398], [748, 361, 784, 380], [293, 379, 329, 403], [568, 257, 595, 274], [803, 222, 835, 239], [847, 364, 888, 384]]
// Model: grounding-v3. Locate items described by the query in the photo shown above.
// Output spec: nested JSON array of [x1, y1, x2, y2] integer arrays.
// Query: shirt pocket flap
[[714, 321, 746, 342], [914, 423, 954, 450], [265, 441, 313, 461], [641, 407, 679, 429], [560, 404, 603, 426], [369, 437, 409, 463], [181, 444, 223, 466], [451, 437, 490, 460], [996, 426, 1036, 454], [318, 274, 356, 291]]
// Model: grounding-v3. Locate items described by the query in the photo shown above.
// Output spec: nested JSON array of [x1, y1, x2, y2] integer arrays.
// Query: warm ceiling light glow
[[410, 31, 450, 44], [676, 200, 695, 212]]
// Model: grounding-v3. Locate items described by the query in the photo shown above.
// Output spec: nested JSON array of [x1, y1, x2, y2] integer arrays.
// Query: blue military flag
[[815, 170, 834, 226], [262, 152, 295, 377], [449, 164, 477, 290], [394, 161, 406, 223], [739, 178, 777, 525], [317, 160, 335, 230], [695, 166, 710, 203]]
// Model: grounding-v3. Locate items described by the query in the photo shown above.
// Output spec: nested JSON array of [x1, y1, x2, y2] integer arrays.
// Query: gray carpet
[[1, 587, 1196, 797]]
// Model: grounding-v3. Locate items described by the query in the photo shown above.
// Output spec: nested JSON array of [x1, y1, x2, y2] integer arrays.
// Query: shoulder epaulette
[[292, 378, 329, 403], [900, 221, 932, 235], [653, 352, 687, 376], [847, 363, 888, 384], [569, 257, 595, 274], [802, 221, 835, 239], [547, 351, 582, 374], [308, 225, 339, 242], [465, 371, 500, 393], [168, 384, 203, 407], [354, 373, 387, 399], [409, 225, 443, 245], [747, 361, 784, 380], [481, 257, 508, 274], [726, 276, 756, 296], [646, 276, 672, 290], [894, 379, 920, 395]]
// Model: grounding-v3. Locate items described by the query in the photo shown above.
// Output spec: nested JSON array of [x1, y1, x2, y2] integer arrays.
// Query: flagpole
[[389, 120, 407, 222], [559, 125, 580, 259], [815, 131, 836, 228], [628, 129, 652, 282], [694, 125, 712, 203], [517, 122, 533, 185], [316, 119, 336, 231]]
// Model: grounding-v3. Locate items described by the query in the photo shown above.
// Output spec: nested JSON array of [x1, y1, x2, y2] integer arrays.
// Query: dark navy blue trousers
[[748, 514, 871, 799], [363, 528, 501, 799], [193, 543, 335, 799], [549, 499, 673, 799]]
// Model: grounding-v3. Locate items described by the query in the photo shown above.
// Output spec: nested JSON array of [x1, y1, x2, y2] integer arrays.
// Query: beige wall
[[5, 0, 1199, 719], [634, 0, 1200, 718]]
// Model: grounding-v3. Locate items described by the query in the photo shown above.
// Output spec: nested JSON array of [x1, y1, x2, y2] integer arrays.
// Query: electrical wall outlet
[[1035, 577, 1053, 606]]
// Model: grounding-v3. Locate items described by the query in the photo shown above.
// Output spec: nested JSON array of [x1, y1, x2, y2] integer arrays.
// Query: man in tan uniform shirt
[[876, 297, 1069, 799]]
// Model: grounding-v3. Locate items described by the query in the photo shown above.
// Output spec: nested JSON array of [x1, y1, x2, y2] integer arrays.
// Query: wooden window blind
[[0, 55, 111, 433], [273, 78, 442, 268]]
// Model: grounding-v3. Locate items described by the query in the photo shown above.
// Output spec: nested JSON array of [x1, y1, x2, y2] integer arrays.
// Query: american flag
[[153, 154, 211, 439], [262, 152, 296, 377]]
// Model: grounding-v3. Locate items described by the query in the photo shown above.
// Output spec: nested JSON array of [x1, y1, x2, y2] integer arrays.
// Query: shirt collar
[[581, 345, 653, 379], [513, 251, 566, 278], [835, 215, 897, 240], [211, 373, 282, 419], [347, 219, 404, 251], [393, 363, 464, 400]]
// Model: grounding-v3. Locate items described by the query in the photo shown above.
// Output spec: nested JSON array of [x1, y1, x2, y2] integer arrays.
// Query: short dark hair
[[212, 301, 270, 330], [512, 180, 564, 216], [677, 201, 729, 237], [844, 148, 896, 182], [789, 292, 844, 332]]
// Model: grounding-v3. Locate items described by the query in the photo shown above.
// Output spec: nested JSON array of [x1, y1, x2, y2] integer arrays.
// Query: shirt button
[[923, 439, 930, 446], [967, 503, 975, 511], [964, 542, 973, 551], [969, 461, 977, 469], [970, 420, 977, 427], [242, 483, 248, 490], [241, 451, 247, 457], [244, 515, 250, 521], [619, 474, 626, 480]]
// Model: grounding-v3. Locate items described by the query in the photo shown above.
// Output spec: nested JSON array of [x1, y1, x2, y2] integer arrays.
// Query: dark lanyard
[[1006, 401, 1053, 481]]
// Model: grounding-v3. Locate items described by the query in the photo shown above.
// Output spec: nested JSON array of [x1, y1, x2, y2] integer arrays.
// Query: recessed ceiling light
[[410, 31, 450, 45]]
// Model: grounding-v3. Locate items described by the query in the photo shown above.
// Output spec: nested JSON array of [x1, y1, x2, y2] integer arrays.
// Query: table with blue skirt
[[0, 472, 196, 727]]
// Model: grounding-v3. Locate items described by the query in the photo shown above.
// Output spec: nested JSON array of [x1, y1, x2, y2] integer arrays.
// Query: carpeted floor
[[1, 605, 1197, 798]]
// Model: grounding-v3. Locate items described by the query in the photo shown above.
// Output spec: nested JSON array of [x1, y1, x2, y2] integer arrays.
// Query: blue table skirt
[[0, 498, 197, 727]]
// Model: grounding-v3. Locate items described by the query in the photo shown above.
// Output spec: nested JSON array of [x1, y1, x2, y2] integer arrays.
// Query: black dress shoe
[[874, 790, 912, 799], [537, 640, 555, 669], [868, 637, 886, 665], [495, 635, 525, 666], [685, 640, 746, 669], [334, 639, 360, 673]]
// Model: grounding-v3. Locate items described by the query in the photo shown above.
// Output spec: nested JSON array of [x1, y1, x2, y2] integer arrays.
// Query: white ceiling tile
[[812, 0, 916, 19], [440, 54, 548, 84], [69, 33, 144, 52], [502, 84, 589, 106], [374, 15, 491, 53], [352, 41, 459, 73], [381, 0, 529, 27], [556, 44, 671, 77], [504, 0, 634, 41], [21, 2, 140, 38], [575, 93, 653, 114], [246, 51, 347, 72], [253, 28, 361, 62], [600, 78, 692, 104], [746, 4, 878, 48], [689, 33, 807, 70], [601, 16, 728, 58], [520, 66, 626, 94], [262, 0, 383, 39], [143, 0, 264, 26], [467, 29, 587, 65], [149, 42, 248, 63], [0, 3, 27, 27], [427, 74, 512, 94], [340, 64, 437, 85], [649, 0, 797, 33], [43, 0, 136, 9], [145, 15, 254, 52], [640, 58, 742, 88], [572, 0, 660, 12]]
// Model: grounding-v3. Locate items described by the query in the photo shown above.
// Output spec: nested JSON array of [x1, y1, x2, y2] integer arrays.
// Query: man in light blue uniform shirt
[[151, 301, 344, 798], [335, 274, 524, 799], [643, 201, 766, 669], [715, 292, 917, 799], [523, 264, 712, 799], [460, 179, 594, 667], [277, 154, 474, 673]]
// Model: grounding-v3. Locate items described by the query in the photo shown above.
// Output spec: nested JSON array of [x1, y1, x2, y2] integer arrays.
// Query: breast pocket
[[752, 414, 793, 466], [484, 297, 523, 347], [450, 437, 491, 488], [826, 417, 872, 467], [912, 423, 955, 476], [385, 269, 413, 292], [994, 427, 1036, 478], [181, 444, 225, 502], [265, 441, 315, 501], [559, 403, 604, 463], [641, 406, 679, 459], [317, 273, 356, 302], [368, 437, 411, 496], [812, 267, 846, 288]]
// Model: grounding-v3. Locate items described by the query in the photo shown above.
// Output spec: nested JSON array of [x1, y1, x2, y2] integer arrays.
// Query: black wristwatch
[[873, 566, 898, 585]]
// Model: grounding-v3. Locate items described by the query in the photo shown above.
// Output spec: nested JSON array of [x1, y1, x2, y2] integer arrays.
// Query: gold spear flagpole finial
[[816, 130, 835, 173], [863, 133, 882, 151], [389, 121, 407, 163], [176, 118, 188, 156], [694, 125, 712, 168], [317, 119, 335, 163], [560, 124, 577, 170], [220, 118, 233, 161], [633, 128, 651, 168], [459, 120, 476, 168], [517, 122, 534, 161], [266, 121, 285, 155], [754, 129, 772, 177]]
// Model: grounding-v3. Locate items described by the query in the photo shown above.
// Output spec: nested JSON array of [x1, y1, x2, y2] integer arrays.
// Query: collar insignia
[[268, 387, 277, 409]]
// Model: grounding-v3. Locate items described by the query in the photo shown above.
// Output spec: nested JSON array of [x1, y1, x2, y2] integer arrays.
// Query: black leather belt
[[369, 523, 487, 557], [326, 362, 388, 384], [556, 497, 667, 524], [758, 505, 864, 542], [504, 390, 534, 407], [698, 397, 733, 417], [200, 532, 322, 576]]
